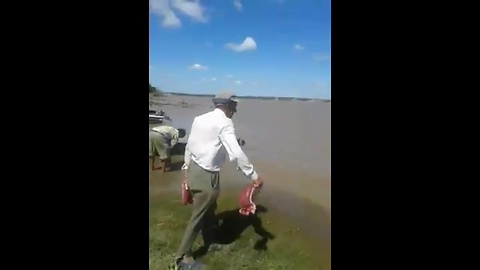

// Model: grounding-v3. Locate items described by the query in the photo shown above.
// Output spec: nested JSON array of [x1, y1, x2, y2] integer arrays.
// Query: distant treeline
[[165, 92, 330, 102], [149, 83, 164, 95]]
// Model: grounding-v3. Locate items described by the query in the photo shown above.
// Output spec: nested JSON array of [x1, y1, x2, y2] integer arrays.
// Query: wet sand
[[149, 94, 331, 266]]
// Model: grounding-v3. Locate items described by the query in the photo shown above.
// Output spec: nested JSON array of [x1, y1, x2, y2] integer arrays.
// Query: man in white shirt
[[171, 91, 263, 269]]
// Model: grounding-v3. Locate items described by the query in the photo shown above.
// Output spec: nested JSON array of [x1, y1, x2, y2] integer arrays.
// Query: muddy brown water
[[149, 95, 331, 267]]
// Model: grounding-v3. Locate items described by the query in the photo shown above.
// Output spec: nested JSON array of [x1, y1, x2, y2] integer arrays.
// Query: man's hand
[[253, 177, 263, 188], [237, 138, 246, 147]]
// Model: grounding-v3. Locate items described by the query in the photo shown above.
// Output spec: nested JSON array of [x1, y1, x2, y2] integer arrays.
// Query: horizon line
[[159, 91, 330, 101]]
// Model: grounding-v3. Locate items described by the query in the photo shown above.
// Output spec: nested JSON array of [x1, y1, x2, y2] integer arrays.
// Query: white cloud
[[235, 80, 242, 84], [293, 44, 304, 51], [313, 53, 330, 62], [149, 0, 181, 28], [225, 37, 257, 52], [149, 0, 207, 28], [188, 63, 208, 71], [171, 0, 207, 22], [234, 0, 242, 11]]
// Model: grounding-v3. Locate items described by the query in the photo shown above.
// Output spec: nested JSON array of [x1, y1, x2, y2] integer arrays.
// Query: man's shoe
[[169, 259, 204, 270], [207, 243, 225, 251]]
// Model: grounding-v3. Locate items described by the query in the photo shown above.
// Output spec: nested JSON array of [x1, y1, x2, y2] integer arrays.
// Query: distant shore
[[150, 91, 331, 103], [149, 93, 197, 108]]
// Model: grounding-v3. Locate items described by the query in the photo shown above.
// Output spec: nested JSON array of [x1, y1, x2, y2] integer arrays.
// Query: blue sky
[[149, 0, 331, 99]]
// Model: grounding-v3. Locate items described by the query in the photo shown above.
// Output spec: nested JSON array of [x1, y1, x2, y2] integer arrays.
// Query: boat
[[149, 109, 171, 122], [149, 115, 164, 122]]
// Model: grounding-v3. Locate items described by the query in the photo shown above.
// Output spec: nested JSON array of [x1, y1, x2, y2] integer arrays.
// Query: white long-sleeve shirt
[[183, 108, 258, 181]]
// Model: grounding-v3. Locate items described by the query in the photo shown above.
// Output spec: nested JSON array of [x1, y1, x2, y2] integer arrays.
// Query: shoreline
[[149, 92, 331, 104]]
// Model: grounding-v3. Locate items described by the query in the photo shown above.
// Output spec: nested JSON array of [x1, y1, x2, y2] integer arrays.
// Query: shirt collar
[[213, 108, 227, 118]]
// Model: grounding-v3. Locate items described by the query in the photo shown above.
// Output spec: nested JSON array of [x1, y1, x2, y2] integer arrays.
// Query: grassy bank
[[149, 158, 328, 270]]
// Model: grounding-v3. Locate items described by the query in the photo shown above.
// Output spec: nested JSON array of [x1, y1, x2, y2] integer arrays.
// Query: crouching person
[[149, 126, 186, 172]]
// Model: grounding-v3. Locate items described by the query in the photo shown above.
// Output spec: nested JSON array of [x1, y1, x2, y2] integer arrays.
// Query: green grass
[[149, 158, 328, 270]]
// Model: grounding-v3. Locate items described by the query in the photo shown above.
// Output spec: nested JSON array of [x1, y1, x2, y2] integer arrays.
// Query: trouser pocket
[[210, 172, 220, 189]]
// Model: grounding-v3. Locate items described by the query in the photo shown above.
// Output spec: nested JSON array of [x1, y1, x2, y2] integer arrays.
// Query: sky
[[149, 0, 331, 99]]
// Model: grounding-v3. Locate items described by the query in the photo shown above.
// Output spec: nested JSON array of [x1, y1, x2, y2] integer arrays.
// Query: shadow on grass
[[193, 205, 275, 259]]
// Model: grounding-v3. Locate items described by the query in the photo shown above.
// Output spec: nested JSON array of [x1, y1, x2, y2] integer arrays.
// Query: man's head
[[177, 128, 187, 139], [212, 91, 239, 118]]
